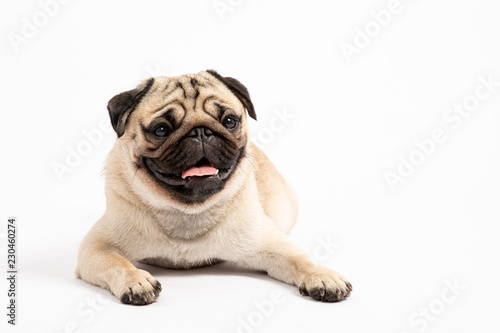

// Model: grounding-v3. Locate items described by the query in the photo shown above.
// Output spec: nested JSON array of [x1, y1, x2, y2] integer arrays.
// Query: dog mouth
[[144, 157, 234, 187], [181, 158, 219, 179]]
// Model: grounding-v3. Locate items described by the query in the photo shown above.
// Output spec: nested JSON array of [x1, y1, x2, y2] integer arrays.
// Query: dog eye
[[222, 116, 238, 130], [153, 125, 171, 137]]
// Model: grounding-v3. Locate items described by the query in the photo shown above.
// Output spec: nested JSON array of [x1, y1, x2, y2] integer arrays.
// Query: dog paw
[[113, 269, 162, 305], [298, 267, 352, 302]]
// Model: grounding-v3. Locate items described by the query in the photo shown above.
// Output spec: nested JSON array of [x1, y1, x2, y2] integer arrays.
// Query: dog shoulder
[[248, 142, 299, 233]]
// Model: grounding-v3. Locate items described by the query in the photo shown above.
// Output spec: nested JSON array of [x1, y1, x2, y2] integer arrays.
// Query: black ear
[[108, 78, 155, 137], [206, 70, 256, 120]]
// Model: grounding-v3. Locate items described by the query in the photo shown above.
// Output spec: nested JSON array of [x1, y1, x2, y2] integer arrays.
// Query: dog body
[[76, 71, 351, 304]]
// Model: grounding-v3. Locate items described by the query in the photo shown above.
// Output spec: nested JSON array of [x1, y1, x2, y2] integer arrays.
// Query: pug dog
[[76, 70, 352, 304]]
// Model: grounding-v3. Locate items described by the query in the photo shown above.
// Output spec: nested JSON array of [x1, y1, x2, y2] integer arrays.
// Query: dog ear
[[206, 70, 256, 120], [108, 78, 155, 137]]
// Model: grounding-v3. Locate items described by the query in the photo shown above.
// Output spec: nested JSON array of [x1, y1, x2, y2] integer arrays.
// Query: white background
[[1, 0, 499, 332]]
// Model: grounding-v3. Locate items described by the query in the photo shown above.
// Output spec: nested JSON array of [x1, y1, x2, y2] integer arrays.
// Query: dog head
[[107, 70, 256, 208]]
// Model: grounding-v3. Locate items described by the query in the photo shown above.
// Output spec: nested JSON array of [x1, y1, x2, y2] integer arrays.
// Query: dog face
[[107, 70, 256, 206]]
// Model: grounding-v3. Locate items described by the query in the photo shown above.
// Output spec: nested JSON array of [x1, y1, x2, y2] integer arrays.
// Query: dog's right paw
[[113, 269, 162, 305], [298, 266, 352, 303]]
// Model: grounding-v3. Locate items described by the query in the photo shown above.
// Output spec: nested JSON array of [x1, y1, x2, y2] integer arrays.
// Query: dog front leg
[[76, 236, 162, 305]]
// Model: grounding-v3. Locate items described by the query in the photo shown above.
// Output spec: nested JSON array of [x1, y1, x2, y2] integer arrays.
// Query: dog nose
[[187, 127, 213, 142]]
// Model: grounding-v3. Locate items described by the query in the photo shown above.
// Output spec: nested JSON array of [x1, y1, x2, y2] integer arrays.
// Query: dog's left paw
[[298, 267, 352, 302], [116, 269, 162, 305]]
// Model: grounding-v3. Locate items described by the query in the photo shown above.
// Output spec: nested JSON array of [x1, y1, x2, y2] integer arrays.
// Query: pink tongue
[[182, 166, 218, 179]]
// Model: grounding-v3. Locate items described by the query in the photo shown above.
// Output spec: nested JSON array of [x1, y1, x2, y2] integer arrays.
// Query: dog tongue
[[182, 165, 218, 179]]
